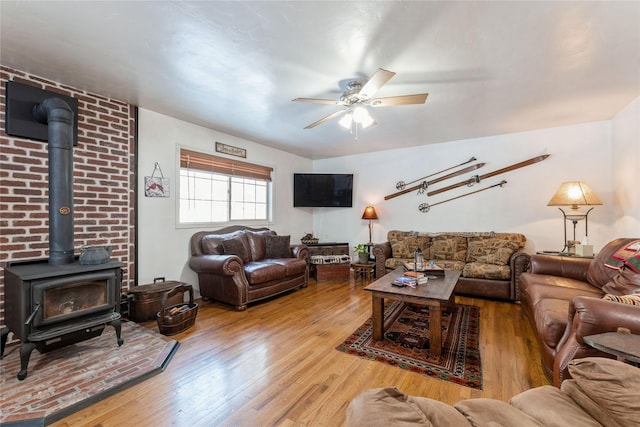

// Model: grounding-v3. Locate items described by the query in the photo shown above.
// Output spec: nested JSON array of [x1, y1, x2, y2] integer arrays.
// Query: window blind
[[180, 148, 273, 181]]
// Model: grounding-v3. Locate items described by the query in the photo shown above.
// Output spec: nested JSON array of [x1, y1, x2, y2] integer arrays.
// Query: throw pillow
[[221, 238, 249, 263], [429, 235, 467, 262], [265, 235, 291, 259], [566, 357, 640, 427], [602, 293, 640, 305], [467, 238, 520, 265], [601, 265, 640, 295], [604, 240, 640, 270]]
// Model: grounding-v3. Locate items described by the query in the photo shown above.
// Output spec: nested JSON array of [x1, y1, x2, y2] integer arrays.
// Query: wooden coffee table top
[[364, 267, 460, 302]]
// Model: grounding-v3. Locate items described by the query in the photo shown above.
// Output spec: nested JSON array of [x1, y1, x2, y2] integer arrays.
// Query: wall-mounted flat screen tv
[[293, 173, 353, 207]]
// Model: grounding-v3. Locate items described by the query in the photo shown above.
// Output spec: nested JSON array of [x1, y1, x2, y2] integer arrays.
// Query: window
[[179, 148, 273, 224]]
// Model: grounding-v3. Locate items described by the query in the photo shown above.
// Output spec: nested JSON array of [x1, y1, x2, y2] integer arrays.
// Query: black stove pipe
[[32, 98, 75, 265]]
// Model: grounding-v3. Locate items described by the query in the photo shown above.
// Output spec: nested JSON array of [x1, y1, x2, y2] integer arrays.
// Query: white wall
[[137, 109, 313, 292], [136, 96, 639, 290], [313, 121, 613, 255], [611, 96, 640, 237]]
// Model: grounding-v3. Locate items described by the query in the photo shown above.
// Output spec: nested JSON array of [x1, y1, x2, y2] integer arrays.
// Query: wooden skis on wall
[[426, 154, 550, 197], [384, 159, 485, 200]]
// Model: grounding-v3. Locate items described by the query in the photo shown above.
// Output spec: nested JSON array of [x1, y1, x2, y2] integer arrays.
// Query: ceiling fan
[[293, 68, 428, 130]]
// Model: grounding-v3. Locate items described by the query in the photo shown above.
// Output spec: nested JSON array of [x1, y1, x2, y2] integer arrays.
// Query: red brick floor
[[1, 321, 178, 425]]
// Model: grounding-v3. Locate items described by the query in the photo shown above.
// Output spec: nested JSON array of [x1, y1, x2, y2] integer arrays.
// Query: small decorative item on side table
[[354, 243, 369, 264]]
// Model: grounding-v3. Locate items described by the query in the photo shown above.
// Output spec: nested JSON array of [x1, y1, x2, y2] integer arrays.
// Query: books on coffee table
[[392, 275, 429, 288]]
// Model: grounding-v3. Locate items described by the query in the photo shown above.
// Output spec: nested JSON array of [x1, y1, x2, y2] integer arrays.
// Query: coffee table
[[364, 267, 461, 356]]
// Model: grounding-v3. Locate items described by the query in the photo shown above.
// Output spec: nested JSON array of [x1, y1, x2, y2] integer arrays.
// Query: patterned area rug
[[336, 301, 482, 389], [1, 320, 179, 426]]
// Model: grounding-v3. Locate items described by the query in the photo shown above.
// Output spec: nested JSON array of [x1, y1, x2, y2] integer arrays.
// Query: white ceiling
[[2, 1, 639, 160]]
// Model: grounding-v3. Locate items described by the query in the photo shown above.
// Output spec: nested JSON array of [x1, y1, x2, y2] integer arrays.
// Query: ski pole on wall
[[394, 157, 477, 190], [418, 180, 507, 213], [385, 160, 485, 200], [426, 154, 550, 197]]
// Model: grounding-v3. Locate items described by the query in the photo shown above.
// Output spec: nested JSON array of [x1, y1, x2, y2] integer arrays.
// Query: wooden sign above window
[[215, 142, 246, 158]]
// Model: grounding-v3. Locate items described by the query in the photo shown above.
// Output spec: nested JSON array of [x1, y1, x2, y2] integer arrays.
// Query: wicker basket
[[157, 284, 198, 336], [301, 238, 319, 245]]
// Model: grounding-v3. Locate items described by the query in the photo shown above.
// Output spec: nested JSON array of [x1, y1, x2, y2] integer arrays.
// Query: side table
[[352, 262, 375, 282], [584, 330, 640, 366]]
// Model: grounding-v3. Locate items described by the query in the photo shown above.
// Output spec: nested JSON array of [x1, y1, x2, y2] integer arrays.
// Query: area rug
[[336, 301, 482, 389], [0, 320, 179, 426]]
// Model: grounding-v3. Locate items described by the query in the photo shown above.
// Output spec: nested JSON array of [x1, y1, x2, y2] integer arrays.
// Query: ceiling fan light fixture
[[338, 112, 353, 129], [352, 106, 368, 122]]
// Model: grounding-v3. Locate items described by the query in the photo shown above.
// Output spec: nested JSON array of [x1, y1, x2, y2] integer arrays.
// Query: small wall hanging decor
[[144, 162, 169, 197], [215, 141, 246, 158]]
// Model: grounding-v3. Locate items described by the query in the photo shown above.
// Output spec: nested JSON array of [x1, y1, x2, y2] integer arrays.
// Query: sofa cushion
[[244, 262, 286, 285], [221, 237, 250, 263], [532, 298, 572, 349], [429, 235, 467, 262], [565, 357, 640, 427], [601, 265, 640, 295], [265, 234, 291, 258], [454, 398, 542, 427], [466, 237, 520, 265], [265, 258, 307, 276], [347, 387, 470, 427], [509, 385, 602, 427], [246, 230, 275, 261], [388, 231, 431, 259], [463, 262, 512, 280]]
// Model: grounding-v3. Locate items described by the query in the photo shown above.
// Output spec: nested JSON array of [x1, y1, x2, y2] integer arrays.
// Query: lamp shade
[[361, 206, 378, 220], [547, 181, 602, 208]]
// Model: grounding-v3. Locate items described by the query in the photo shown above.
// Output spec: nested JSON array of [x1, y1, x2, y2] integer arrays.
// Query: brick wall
[[0, 66, 137, 328]]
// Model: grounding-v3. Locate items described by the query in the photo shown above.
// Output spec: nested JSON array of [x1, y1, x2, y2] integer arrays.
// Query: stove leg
[[18, 341, 37, 381], [1, 326, 9, 359], [110, 319, 124, 346]]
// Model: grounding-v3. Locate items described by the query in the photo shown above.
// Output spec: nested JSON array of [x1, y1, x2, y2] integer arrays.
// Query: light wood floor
[[51, 275, 549, 427]]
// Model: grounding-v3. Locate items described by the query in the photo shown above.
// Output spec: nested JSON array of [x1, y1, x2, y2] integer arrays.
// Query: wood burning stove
[[1, 90, 124, 380], [2, 259, 123, 380]]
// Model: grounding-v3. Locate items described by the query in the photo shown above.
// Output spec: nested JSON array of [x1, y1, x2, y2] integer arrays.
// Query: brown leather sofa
[[372, 231, 530, 301], [189, 226, 309, 310], [347, 357, 640, 427], [519, 238, 640, 385]]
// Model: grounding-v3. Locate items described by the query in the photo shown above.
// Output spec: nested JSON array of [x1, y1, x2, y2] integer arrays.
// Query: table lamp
[[547, 181, 602, 254], [361, 206, 378, 245]]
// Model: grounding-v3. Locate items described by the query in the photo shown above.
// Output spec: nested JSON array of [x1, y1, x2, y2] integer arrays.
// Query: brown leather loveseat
[[519, 238, 640, 385], [189, 226, 309, 310]]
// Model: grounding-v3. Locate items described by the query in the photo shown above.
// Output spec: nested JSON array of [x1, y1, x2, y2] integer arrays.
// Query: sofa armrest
[[553, 296, 640, 386], [528, 254, 591, 282], [510, 250, 530, 301], [291, 244, 309, 261], [188, 254, 244, 275], [373, 242, 392, 279]]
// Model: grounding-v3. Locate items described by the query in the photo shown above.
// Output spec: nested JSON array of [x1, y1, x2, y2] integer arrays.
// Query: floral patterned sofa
[[372, 231, 529, 301]]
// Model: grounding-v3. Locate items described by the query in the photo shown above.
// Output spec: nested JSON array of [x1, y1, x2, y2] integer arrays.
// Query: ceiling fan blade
[[358, 68, 396, 100], [304, 109, 348, 129], [369, 93, 428, 107], [292, 97, 345, 105]]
